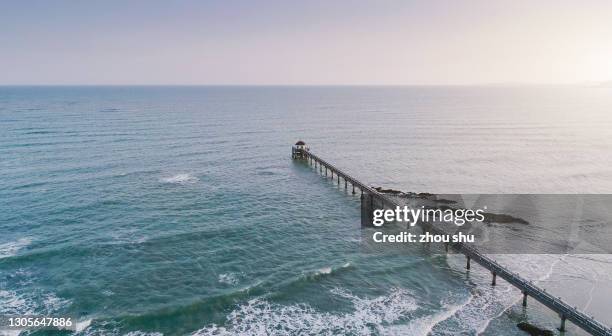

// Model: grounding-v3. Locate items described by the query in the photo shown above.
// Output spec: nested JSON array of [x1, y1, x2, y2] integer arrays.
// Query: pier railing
[[295, 147, 612, 336]]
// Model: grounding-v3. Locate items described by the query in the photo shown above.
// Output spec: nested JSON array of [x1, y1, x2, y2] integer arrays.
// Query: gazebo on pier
[[291, 140, 309, 159]]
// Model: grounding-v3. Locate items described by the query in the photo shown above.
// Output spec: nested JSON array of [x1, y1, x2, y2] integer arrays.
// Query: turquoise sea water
[[1, 86, 612, 335]]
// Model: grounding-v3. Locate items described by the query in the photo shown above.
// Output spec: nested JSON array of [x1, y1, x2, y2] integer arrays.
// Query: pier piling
[[360, 193, 375, 227], [560, 316, 567, 332]]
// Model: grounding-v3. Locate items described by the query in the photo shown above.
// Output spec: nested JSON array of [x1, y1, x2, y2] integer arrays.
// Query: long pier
[[292, 143, 612, 336]]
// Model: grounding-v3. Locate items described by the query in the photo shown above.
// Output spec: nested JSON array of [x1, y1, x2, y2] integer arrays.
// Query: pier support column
[[559, 315, 566, 332], [344, 179, 347, 189], [361, 193, 375, 227], [491, 272, 497, 286], [445, 243, 449, 253], [420, 222, 429, 235], [325, 167, 327, 176], [352, 185, 356, 194], [466, 256, 471, 270], [337, 175, 340, 185], [522, 292, 528, 307]]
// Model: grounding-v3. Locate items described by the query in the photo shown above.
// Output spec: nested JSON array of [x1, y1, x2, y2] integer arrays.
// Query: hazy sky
[[2, 0, 612, 85]]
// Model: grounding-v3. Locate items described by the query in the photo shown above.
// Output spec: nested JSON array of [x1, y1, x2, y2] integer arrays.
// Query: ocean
[[1, 86, 611, 335]]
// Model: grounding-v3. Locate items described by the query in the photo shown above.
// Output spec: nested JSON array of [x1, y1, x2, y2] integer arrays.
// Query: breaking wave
[[160, 173, 199, 184], [192, 287, 417, 336], [307, 263, 352, 280], [429, 254, 568, 335], [0, 238, 32, 259], [0, 289, 71, 316], [218, 273, 241, 285]]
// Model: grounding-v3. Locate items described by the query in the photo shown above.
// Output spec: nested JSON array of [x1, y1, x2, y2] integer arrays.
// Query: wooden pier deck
[[294, 146, 612, 336]]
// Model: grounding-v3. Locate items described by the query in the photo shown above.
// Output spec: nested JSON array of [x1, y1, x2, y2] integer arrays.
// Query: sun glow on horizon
[[1, 0, 612, 85]]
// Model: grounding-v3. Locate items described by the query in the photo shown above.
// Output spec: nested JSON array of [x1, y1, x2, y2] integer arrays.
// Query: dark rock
[[373, 187, 404, 195], [433, 198, 457, 204], [517, 322, 554, 336], [374, 187, 404, 195], [484, 213, 529, 225]]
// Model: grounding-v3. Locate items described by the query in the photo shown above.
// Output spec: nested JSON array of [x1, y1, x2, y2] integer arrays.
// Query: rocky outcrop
[[517, 322, 554, 336], [373, 187, 529, 224], [484, 213, 529, 225]]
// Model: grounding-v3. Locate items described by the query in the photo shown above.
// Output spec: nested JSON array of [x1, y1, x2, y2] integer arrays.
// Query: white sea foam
[[192, 287, 416, 336], [218, 273, 240, 285], [315, 267, 332, 275], [0, 290, 71, 315], [42, 293, 71, 312], [387, 294, 472, 336], [312, 263, 351, 277], [78, 327, 163, 336], [102, 290, 115, 297], [75, 319, 93, 333], [0, 290, 31, 315], [0, 238, 31, 259], [160, 173, 198, 184], [0, 284, 71, 327], [123, 332, 163, 336], [0, 329, 21, 336]]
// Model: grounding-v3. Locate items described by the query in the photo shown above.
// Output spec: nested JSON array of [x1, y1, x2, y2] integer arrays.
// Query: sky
[[1, 0, 612, 85]]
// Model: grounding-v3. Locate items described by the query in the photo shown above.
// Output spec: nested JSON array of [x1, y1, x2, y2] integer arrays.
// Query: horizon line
[[0, 82, 596, 87]]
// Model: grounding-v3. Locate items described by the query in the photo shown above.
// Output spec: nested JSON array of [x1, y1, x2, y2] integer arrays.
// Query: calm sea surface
[[1, 86, 611, 335]]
